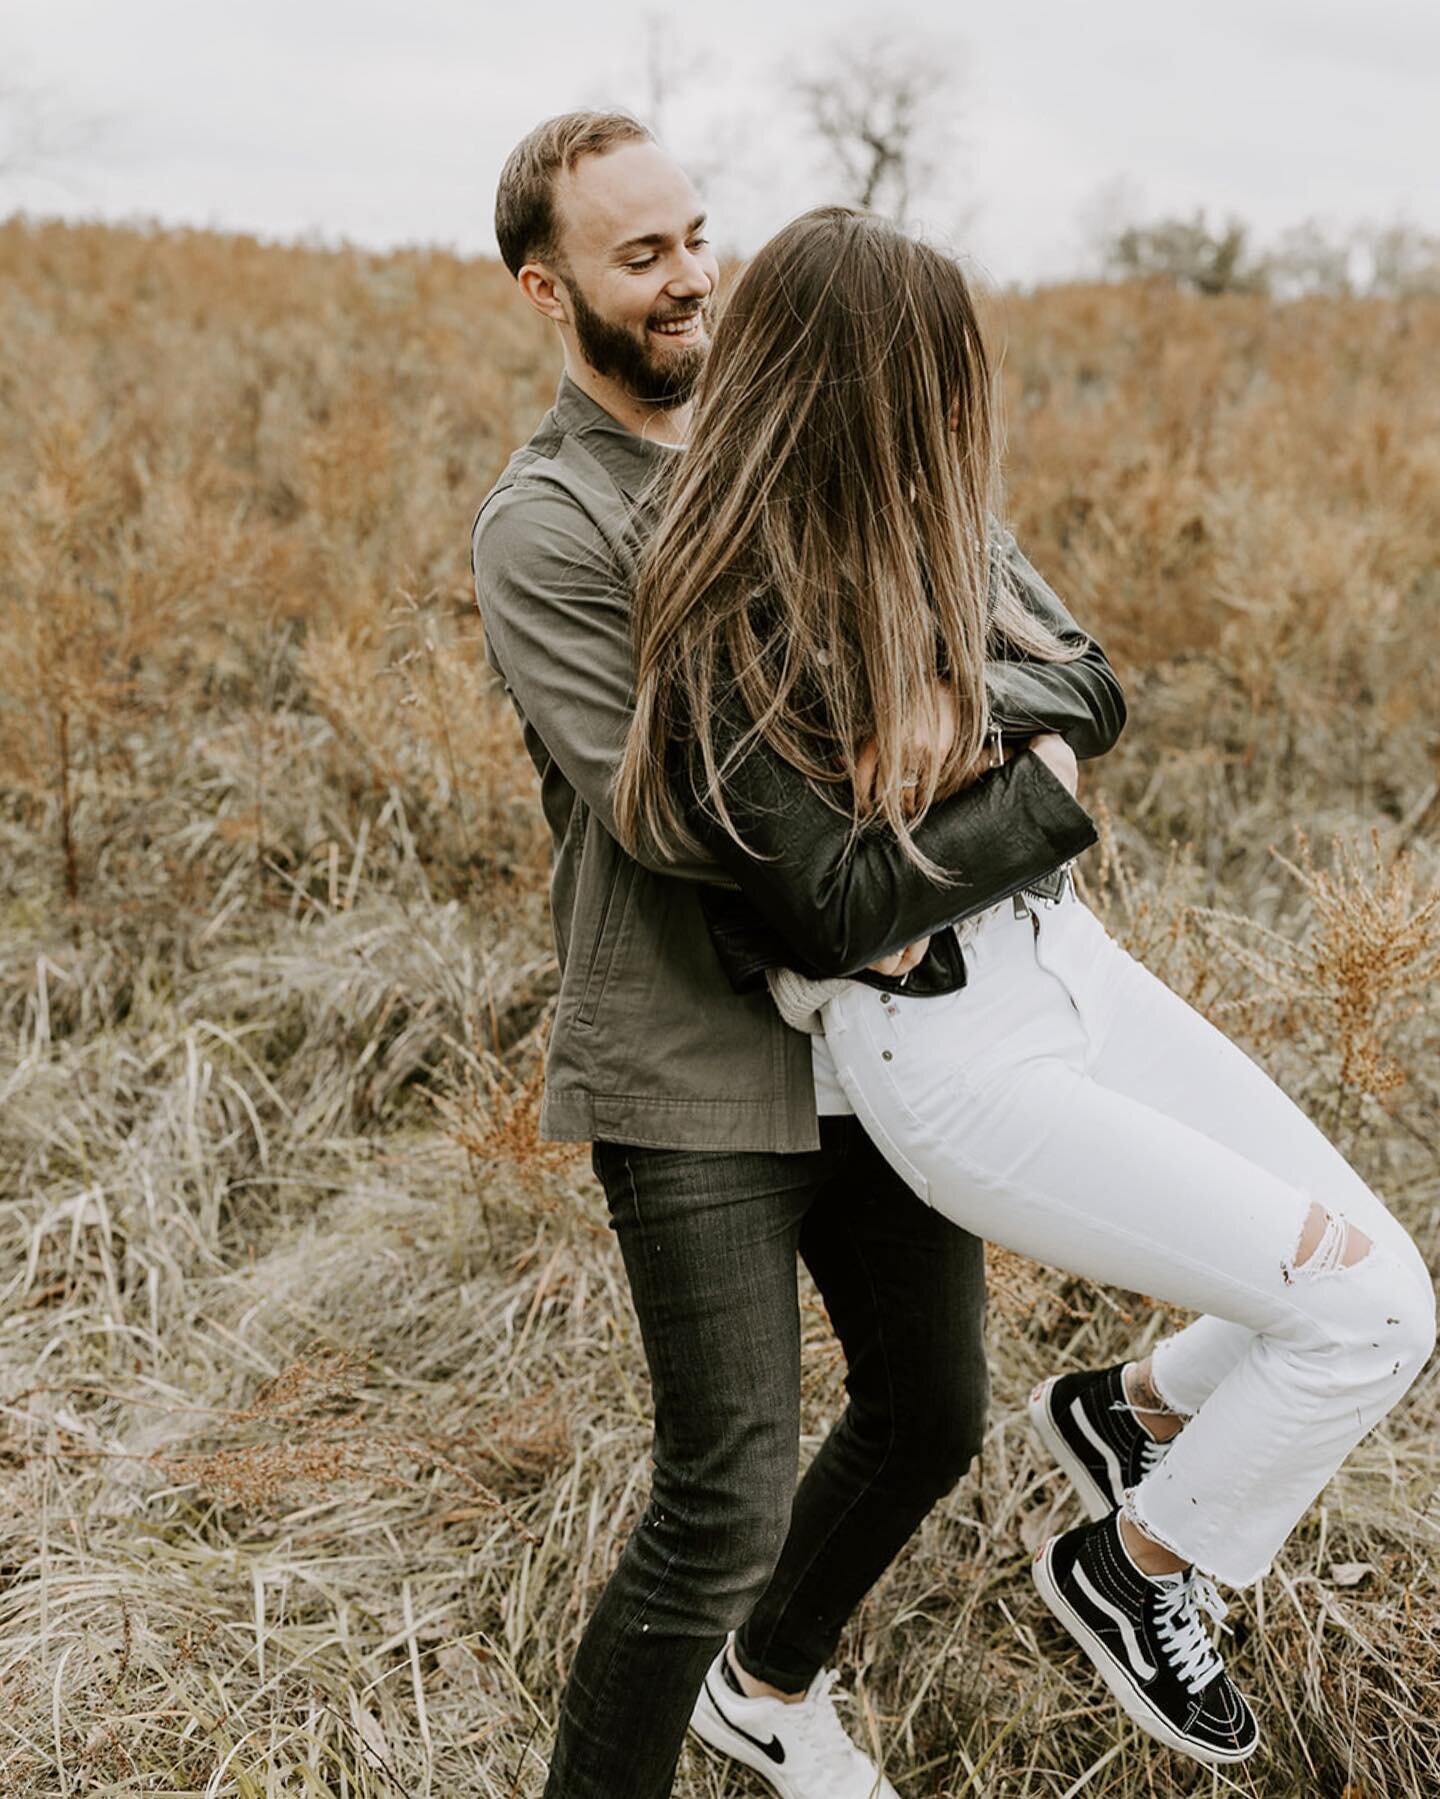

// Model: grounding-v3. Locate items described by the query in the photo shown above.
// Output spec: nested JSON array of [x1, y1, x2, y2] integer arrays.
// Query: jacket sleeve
[[472, 480, 725, 885], [685, 717, 1099, 979], [984, 528, 1128, 760], [684, 531, 1121, 978]]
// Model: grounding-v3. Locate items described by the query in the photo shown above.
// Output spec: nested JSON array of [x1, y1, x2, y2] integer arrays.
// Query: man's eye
[[689, 237, 710, 250], [626, 255, 658, 271]]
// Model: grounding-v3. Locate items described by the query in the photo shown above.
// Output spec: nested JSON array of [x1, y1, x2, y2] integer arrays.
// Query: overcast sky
[[4, 0, 1438, 285]]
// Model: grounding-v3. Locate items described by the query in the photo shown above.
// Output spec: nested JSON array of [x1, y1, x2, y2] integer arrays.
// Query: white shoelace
[[1152, 1571, 1230, 1695], [1109, 1400, 1174, 1477], [789, 1671, 874, 1781]]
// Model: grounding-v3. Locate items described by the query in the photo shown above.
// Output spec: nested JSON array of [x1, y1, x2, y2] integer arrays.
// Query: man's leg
[[735, 1114, 989, 1694], [544, 1137, 820, 1799]]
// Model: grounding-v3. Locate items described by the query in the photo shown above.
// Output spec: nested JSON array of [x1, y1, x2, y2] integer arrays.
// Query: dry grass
[[0, 215, 1437, 1796]]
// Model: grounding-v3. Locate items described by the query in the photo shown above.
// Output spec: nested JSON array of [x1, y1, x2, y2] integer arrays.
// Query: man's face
[[548, 142, 719, 406]]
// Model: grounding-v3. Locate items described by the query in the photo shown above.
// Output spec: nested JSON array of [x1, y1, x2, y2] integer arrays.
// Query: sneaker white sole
[[689, 1677, 800, 1798], [1027, 1377, 1116, 1521], [690, 1676, 894, 1799], [1031, 1537, 1258, 1767]]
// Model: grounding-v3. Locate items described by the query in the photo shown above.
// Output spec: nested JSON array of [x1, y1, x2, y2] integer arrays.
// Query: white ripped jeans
[[821, 875, 1436, 1587]]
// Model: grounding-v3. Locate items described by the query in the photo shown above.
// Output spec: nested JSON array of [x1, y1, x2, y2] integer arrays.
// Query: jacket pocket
[[576, 850, 637, 1028]]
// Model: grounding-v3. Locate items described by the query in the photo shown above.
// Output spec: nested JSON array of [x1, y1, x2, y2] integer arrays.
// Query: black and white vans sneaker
[[1032, 1512, 1259, 1766], [1028, 1364, 1172, 1519], [690, 1637, 900, 1798]]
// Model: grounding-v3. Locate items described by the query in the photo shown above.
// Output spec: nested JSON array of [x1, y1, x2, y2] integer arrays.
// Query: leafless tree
[[790, 32, 966, 228], [638, 10, 708, 142], [597, 14, 754, 240]]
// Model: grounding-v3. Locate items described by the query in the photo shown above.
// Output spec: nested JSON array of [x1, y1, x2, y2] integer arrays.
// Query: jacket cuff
[[1011, 749, 1100, 864]]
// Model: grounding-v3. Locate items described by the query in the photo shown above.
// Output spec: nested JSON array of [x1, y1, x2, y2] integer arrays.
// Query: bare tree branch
[[790, 32, 966, 228]]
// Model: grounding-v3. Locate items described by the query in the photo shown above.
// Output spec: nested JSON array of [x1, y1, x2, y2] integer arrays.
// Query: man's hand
[[867, 935, 931, 978]]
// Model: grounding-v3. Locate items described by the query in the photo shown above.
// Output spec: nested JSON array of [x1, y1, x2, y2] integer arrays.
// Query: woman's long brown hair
[[614, 206, 1085, 882]]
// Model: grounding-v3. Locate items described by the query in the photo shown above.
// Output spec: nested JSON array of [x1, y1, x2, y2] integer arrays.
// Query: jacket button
[[882, 1049, 894, 1061]]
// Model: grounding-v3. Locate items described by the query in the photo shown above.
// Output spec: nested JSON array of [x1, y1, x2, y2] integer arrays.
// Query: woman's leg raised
[[821, 898, 1435, 1586], [1036, 896, 1433, 1417]]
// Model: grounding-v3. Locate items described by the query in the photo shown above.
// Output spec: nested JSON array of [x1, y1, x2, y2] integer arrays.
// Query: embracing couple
[[471, 112, 1434, 1797]]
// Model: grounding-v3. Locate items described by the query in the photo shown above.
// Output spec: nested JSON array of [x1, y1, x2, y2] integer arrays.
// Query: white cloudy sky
[[3, 0, 1437, 285]]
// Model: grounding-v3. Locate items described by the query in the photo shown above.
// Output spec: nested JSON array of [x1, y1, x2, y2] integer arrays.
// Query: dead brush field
[[0, 215, 1438, 1796]]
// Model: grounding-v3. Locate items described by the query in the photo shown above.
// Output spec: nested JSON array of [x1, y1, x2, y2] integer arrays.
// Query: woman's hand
[[868, 935, 931, 978], [1026, 731, 1078, 795]]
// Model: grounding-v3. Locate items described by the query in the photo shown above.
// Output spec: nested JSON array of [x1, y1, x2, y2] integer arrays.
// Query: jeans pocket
[[838, 1057, 933, 1205], [883, 979, 1019, 1101]]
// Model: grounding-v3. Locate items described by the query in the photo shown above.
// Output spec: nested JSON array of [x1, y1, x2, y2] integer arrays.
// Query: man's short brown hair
[[494, 111, 654, 278]]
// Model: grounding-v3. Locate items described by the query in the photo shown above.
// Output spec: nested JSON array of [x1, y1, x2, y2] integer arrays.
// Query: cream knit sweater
[[764, 894, 1014, 1034]]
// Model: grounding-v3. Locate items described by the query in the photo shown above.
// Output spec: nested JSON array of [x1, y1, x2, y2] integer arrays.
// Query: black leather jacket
[[688, 534, 1128, 998]]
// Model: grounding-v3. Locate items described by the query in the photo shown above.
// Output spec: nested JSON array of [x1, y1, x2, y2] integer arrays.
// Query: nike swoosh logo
[[703, 1676, 786, 1765], [1073, 1565, 1158, 1681]]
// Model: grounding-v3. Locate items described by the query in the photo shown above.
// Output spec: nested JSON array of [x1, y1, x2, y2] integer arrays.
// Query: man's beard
[[566, 274, 708, 408]]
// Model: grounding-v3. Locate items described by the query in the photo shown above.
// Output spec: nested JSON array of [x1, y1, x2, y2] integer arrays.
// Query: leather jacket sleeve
[[687, 734, 1099, 981], [984, 528, 1127, 759], [691, 531, 1127, 985]]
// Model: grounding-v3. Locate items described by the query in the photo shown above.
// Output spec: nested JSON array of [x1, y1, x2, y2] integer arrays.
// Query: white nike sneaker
[[689, 1638, 901, 1798]]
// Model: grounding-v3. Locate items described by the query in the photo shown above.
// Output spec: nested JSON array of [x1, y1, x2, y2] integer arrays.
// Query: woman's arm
[[854, 530, 1125, 808], [686, 717, 1097, 980], [985, 529, 1127, 760], [687, 530, 1123, 981]]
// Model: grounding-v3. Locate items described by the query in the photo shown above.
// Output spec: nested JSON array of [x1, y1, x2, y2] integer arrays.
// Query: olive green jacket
[[470, 375, 1117, 1152]]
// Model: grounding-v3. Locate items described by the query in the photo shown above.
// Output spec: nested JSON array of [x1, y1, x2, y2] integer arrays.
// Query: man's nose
[[667, 247, 712, 297]]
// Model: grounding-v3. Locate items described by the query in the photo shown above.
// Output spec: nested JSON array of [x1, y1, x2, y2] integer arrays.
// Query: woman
[[613, 207, 1435, 1769]]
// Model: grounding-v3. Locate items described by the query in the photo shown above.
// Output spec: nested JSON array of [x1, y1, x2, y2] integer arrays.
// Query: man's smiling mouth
[[651, 313, 703, 338]]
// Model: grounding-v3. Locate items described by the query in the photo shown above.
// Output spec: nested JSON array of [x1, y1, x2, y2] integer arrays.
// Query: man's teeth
[[653, 316, 699, 334]]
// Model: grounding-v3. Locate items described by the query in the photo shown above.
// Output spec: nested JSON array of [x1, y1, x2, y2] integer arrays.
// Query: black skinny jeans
[[543, 1114, 990, 1798]]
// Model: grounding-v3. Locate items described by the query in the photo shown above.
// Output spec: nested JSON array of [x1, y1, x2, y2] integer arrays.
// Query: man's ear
[[517, 261, 570, 325]]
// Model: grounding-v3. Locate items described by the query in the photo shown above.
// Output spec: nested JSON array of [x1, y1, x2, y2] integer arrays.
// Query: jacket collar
[[552, 371, 683, 505]]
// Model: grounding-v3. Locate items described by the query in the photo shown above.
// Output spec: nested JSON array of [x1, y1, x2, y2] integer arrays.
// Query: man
[[471, 112, 1123, 1799]]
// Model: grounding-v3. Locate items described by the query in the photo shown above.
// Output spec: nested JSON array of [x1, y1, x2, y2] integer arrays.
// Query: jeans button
[[882, 1049, 894, 1061]]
